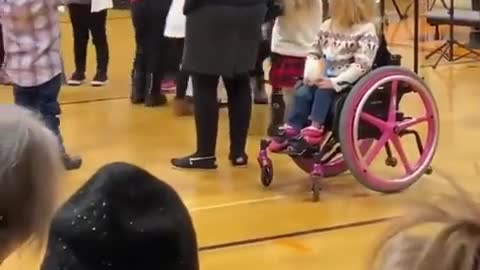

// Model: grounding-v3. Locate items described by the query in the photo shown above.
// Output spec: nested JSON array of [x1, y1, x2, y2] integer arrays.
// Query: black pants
[[249, 39, 271, 77], [130, 0, 171, 75], [169, 38, 189, 99], [68, 4, 109, 73], [13, 75, 65, 153], [192, 73, 252, 157]]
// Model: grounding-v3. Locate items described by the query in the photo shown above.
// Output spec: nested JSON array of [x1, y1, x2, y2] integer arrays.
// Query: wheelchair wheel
[[291, 138, 373, 177], [339, 66, 439, 193], [260, 162, 274, 187]]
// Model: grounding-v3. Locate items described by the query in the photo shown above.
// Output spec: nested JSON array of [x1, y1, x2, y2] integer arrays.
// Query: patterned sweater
[[309, 19, 379, 92]]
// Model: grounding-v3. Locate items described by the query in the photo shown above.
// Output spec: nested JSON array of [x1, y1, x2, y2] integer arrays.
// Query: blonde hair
[[284, 0, 318, 11], [0, 105, 62, 262], [330, 0, 376, 29], [372, 170, 480, 270]]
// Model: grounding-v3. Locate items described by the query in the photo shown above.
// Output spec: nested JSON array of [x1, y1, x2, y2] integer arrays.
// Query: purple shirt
[[0, 0, 63, 87]]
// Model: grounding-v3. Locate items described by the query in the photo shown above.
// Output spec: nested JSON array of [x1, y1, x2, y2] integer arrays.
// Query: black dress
[[181, 0, 267, 76]]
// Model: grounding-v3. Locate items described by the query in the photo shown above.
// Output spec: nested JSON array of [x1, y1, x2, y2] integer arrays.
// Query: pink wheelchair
[[257, 37, 439, 201]]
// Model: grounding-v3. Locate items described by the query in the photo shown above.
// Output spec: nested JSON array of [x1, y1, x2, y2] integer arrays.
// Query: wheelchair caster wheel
[[385, 157, 398, 167], [260, 164, 274, 187], [425, 166, 433, 175], [311, 177, 321, 202]]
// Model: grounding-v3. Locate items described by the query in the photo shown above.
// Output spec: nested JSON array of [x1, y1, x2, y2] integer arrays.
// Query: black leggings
[[191, 73, 252, 157]]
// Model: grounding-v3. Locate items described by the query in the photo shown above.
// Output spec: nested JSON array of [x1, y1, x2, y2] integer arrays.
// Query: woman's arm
[[330, 23, 379, 92]]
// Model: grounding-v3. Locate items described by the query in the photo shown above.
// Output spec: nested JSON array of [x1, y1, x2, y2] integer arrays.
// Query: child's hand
[[315, 78, 334, 89]]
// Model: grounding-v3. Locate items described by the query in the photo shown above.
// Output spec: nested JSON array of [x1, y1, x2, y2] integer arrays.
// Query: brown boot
[[173, 97, 193, 116]]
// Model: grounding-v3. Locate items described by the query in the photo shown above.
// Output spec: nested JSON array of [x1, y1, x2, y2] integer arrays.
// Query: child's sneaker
[[91, 71, 108, 87], [287, 126, 326, 155], [67, 71, 86, 86], [301, 126, 326, 146], [268, 125, 299, 153]]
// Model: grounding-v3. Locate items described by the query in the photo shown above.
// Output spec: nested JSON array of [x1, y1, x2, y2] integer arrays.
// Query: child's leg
[[89, 8, 109, 86], [301, 88, 335, 145], [144, 13, 168, 107], [268, 85, 314, 152], [67, 4, 90, 85], [130, 1, 147, 104], [282, 87, 295, 122], [267, 88, 284, 136], [14, 75, 82, 170]]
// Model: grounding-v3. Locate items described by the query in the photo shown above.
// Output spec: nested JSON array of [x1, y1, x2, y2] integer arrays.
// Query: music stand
[[425, 0, 480, 68]]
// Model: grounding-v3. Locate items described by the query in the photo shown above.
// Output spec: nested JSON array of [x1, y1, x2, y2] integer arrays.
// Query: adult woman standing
[[171, 0, 267, 169], [66, 0, 112, 87]]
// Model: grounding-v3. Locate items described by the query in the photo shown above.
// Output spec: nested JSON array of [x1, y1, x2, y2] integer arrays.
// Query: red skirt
[[269, 54, 306, 89]]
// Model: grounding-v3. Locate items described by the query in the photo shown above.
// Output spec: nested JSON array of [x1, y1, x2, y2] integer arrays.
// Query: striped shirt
[[0, 0, 63, 87]]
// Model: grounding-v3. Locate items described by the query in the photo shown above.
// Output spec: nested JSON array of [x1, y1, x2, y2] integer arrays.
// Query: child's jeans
[[288, 84, 335, 130], [13, 74, 65, 153]]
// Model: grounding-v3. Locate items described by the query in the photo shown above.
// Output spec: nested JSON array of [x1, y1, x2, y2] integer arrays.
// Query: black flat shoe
[[171, 154, 217, 169], [229, 153, 248, 167]]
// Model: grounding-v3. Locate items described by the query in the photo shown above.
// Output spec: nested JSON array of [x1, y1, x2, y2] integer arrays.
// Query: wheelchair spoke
[[360, 112, 387, 131], [397, 116, 429, 131], [388, 80, 399, 123], [364, 133, 390, 166], [390, 135, 414, 174]]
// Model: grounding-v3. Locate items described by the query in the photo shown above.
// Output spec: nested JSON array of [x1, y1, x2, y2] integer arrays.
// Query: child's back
[[271, 0, 323, 57]]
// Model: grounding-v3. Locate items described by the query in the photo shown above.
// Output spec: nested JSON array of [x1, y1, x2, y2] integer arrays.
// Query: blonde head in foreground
[[330, 0, 377, 29], [0, 105, 62, 264], [372, 171, 480, 270]]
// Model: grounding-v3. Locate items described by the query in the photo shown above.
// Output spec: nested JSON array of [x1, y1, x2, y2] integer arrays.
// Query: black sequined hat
[[41, 162, 199, 270]]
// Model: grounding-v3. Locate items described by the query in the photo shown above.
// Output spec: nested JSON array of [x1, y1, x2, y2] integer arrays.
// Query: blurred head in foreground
[[0, 105, 62, 264], [41, 162, 199, 270], [373, 171, 480, 270]]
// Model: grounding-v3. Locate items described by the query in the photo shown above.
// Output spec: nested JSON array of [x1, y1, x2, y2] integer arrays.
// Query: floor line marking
[[189, 195, 285, 212]]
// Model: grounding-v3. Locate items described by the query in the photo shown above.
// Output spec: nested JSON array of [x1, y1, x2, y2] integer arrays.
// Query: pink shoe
[[301, 126, 326, 146], [161, 80, 176, 94], [268, 125, 299, 152]]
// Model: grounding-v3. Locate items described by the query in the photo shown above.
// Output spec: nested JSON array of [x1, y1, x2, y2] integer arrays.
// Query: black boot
[[130, 69, 146, 104], [62, 153, 82, 171], [251, 76, 268, 104], [144, 73, 167, 107], [267, 91, 285, 137]]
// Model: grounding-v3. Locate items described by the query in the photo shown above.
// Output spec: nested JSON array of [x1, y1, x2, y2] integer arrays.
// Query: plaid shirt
[[0, 0, 63, 87]]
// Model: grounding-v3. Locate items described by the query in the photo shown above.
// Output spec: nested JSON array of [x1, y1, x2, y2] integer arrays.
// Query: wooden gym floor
[[1, 7, 480, 270]]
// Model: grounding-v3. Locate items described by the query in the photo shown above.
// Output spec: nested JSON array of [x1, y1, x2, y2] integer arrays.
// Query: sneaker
[[67, 71, 86, 86], [91, 72, 108, 87], [301, 126, 326, 146], [268, 125, 299, 153], [161, 79, 176, 94]]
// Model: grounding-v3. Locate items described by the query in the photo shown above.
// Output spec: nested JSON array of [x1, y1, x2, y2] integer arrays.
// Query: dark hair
[[41, 162, 198, 270]]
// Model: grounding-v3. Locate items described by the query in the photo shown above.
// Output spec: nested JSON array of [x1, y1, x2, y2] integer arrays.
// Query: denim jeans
[[13, 74, 65, 153], [287, 84, 335, 130]]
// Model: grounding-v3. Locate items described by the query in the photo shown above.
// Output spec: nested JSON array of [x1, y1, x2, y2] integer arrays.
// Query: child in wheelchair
[[269, 0, 380, 155]]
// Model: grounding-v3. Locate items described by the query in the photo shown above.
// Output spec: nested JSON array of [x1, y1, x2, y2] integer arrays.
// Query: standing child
[[66, 0, 112, 86], [268, 0, 323, 135], [269, 0, 379, 153], [129, 0, 173, 107], [0, 0, 82, 170]]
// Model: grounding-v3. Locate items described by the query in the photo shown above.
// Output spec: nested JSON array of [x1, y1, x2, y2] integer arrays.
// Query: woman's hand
[[314, 78, 334, 89]]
